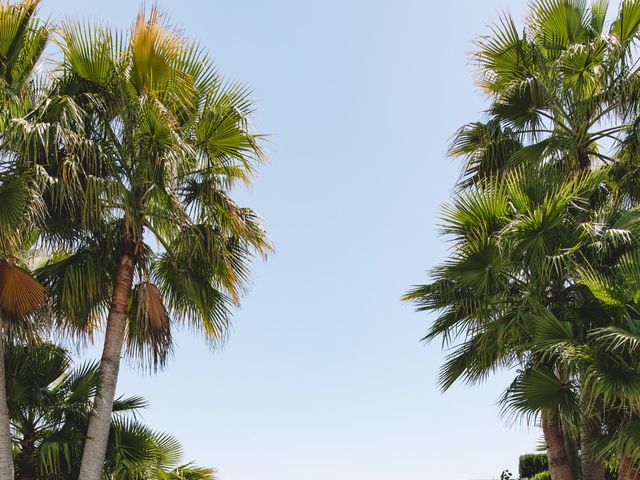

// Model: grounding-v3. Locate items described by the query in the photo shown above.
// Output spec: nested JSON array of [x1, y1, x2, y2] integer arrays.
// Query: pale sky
[[36, 1, 546, 479]]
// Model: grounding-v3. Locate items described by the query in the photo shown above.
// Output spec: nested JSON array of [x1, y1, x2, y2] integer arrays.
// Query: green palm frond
[[0, 172, 34, 230], [591, 327, 640, 356], [491, 77, 548, 130], [590, 0, 609, 35], [529, 0, 591, 54], [449, 120, 523, 186], [112, 395, 148, 415], [500, 366, 580, 424], [154, 249, 231, 344], [107, 419, 182, 478], [579, 266, 626, 307], [35, 243, 114, 333], [58, 20, 118, 87], [6, 342, 216, 478], [156, 463, 217, 480], [476, 12, 532, 95], [0, 0, 49, 87], [557, 40, 606, 99], [597, 417, 640, 463], [196, 81, 264, 171], [582, 351, 640, 408], [9, 15, 47, 87], [440, 180, 509, 239], [438, 234, 512, 295], [532, 309, 575, 348], [611, 0, 640, 44], [438, 314, 523, 390]]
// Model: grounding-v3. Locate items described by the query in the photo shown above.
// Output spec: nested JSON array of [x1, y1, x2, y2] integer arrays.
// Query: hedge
[[530, 472, 551, 480], [519, 454, 549, 478]]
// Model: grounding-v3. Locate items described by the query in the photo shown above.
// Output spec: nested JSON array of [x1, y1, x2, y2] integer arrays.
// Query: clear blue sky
[[37, 1, 544, 479]]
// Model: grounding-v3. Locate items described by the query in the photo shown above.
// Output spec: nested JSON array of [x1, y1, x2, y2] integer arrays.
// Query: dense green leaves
[[406, 0, 640, 474], [0, 2, 268, 478], [520, 453, 550, 479], [5, 343, 216, 479], [21, 7, 272, 371]]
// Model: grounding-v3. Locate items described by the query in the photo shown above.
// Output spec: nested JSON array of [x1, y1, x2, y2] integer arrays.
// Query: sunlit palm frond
[[529, 0, 591, 55], [57, 20, 117, 88], [476, 12, 533, 96], [610, 0, 640, 44], [156, 463, 217, 480]]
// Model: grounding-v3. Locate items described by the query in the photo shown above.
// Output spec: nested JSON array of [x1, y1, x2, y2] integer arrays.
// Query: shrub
[[530, 472, 551, 480], [519, 454, 549, 478]]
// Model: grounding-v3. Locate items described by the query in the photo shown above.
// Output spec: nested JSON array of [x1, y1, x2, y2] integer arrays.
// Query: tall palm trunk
[[543, 409, 575, 480], [0, 317, 14, 480], [564, 426, 580, 480], [619, 455, 638, 480], [78, 249, 137, 480], [16, 431, 36, 480], [581, 417, 605, 480]]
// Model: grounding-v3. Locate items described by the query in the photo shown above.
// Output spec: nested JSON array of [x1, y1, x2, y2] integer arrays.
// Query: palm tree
[[457, 0, 640, 184], [404, 164, 611, 480], [19, 9, 270, 478], [406, 1, 640, 479], [0, 1, 49, 478], [5, 342, 217, 480], [571, 244, 640, 480]]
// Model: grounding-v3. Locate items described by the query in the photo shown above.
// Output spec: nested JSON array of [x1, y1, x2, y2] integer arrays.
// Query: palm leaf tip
[[129, 5, 183, 96], [0, 256, 45, 316]]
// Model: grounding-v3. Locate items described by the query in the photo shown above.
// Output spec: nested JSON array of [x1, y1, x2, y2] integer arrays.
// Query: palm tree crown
[[11, 8, 272, 478]]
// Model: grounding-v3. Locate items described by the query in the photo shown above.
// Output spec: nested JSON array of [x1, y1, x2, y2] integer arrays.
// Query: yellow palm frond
[[129, 7, 181, 96]]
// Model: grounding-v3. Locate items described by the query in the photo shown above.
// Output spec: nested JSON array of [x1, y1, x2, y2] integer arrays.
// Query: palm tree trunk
[[78, 249, 137, 480], [0, 316, 13, 480], [16, 432, 36, 480], [564, 427, 580, 480], [16, 439, 36, 480], [543, 409, 575, 480], [0, 316, 14, 480], [581, 417, 605, 480], [619, 455, 639, 480]]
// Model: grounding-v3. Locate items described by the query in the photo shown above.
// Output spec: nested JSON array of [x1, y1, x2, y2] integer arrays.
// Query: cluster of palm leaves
[[6, 343, 215, 480], [0, 1, 269, 479], [404, 2, 640, 480]]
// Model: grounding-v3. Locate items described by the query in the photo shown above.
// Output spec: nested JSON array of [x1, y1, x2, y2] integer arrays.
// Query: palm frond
[[0, 255, 44, 317]]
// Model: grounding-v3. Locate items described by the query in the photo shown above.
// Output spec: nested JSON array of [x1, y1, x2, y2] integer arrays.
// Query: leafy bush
[[530, 472, 551, 480], [519, 454, 549, 478]]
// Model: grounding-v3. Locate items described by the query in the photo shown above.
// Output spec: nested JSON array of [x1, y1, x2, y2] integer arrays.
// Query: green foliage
[[519, 454, 549, 478], [0, 1, 268, 477], [20, 7, 273, 372], [5, 342, 216, 479], [530, 471, 551, 480], [405, 0, 640, 475]]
